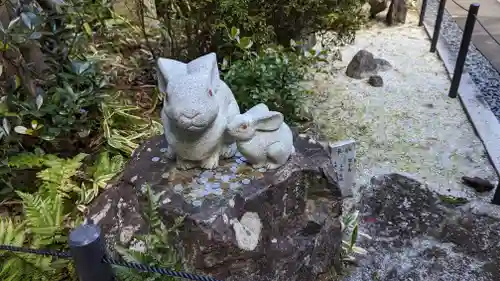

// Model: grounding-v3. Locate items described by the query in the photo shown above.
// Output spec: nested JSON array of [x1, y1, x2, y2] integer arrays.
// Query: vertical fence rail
[[493, 182, 500, 205], [448, 3, 480, 98], [69, 221, 115, 281], [418, 0, 428, 26], [430, 0, 448, 52]]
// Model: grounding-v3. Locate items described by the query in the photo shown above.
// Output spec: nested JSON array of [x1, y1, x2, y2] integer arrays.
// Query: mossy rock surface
[[89, 134, 343, 281]]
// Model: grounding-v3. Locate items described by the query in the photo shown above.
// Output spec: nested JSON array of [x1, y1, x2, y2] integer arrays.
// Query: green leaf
[[230, 27, 240, 40], [238, 37, 253, 50], [3, 118, 10, 135], [350, 224, 358, 250], [8, 17, 20, 30], [83, 22, 92, 37], [14, 126, 28, 134], [29, 32, 42, 40], [20, 13, 33, 29], [36, 95, 43, 110]]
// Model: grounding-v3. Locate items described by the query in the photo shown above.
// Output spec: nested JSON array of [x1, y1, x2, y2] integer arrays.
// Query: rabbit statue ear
[[187, 53, 220, 90], [254, 111, 284, 131], [157, 58, 187, 93], [246, 104, 270, 116]]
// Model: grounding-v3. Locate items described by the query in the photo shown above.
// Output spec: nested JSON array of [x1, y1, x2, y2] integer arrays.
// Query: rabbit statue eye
[[240, 124, 248, 130], [208, 89, 213, 97]]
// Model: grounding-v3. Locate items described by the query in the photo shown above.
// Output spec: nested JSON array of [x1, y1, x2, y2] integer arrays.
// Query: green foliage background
[[0, 0, 368, 279]]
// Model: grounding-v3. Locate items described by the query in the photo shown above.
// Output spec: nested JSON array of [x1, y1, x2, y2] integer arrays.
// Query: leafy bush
[[222, 28, 325, 123], [151, 0, 365, 61], [0, 151, 124, 280], [0, 0, 111, 158]]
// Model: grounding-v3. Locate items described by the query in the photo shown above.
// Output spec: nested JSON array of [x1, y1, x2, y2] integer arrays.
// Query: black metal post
[[69, 222, 115, 281], [418, 0, 428, 26], [448, 3, 480, 98], [492, 182, 500, 205], [430, 0, 447, 52]]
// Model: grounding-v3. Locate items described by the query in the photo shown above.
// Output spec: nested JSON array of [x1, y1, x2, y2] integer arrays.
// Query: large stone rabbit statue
[[157, 53, 240, 169]]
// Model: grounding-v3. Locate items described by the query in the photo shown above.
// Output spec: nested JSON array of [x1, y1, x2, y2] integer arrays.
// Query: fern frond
[[37, 153, 88, 198], [0, 217, 26, 247], [7, 152, 51, 169], [144, 184, 162, 232], [16, 191, 66, 243]]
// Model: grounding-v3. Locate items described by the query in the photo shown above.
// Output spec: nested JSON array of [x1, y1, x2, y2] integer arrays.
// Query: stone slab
[[328, 140, 356, 197]]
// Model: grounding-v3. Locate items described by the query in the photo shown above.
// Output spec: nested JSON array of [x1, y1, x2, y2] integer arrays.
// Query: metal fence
[[0, 220, 222, 281], [418, 0, 500, 205]]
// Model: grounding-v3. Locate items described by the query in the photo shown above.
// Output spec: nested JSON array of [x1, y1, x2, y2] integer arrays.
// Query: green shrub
[[0, 151, 124, 280], [222, 28, 325, 123], [0, 0, 109, 157], [152, 0, 366, 60]]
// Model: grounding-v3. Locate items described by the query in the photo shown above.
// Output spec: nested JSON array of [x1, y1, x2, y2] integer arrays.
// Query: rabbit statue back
[[157, 53, 240, 170], [227, 104, 295, 170]]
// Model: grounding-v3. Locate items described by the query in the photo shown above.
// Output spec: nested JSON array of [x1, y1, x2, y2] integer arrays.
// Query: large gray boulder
[[343, 173, 500, 281], [88, 134, 343, 281]]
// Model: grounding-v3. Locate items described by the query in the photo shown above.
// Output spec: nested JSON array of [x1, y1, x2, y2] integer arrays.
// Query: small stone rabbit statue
[[227, 104, 295, 170]]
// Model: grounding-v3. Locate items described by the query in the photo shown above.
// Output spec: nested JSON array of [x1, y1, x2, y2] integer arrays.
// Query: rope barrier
[[0, 244, 223, 281], [448, 0, 500, 47]]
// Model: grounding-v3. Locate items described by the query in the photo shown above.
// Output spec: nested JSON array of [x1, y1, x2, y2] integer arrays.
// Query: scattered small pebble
[[160, 148, 168, 152], [200, 171, 214, 178], [192, 200, 202, 207], [230, 166, 238, 173], [222, 175, 231, 182], [130, 175, 138, 183], [197, 177, 208, 184], [214, 189, 223, 195], [161, 173, 170, 179], [258, 168, 266, 173], [174, 184, 183, 192], [299, 134, 307, 138], [214, 173, 222, 179], [151, 157, 160, 162], [147, 148, 152, 152], [229, 182, 241, 190], [242, 178, 251, 184], [308, 138, 317, 144]]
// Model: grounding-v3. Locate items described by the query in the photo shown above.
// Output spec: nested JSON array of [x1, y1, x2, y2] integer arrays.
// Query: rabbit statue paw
[[157, 53, 240, 170], [227, 103, 295, 170]]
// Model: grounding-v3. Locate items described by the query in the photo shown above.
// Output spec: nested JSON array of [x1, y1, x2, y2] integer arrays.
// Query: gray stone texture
[[344, 173, 500, 281], [88, 134, 343, 281]]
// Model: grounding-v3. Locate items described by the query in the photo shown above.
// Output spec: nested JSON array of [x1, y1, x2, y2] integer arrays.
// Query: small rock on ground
[[368, 75, 384, 87], [345, 50, 378, 79]]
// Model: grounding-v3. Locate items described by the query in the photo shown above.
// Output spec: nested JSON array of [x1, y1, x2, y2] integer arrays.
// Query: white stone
[[230, 212, 262, 251], [157, 53, 241, 170], [226, 103, 295, 170], [91, 202, 111, 224], [329, 139, 356, 197], [130, 175, 138, 183]]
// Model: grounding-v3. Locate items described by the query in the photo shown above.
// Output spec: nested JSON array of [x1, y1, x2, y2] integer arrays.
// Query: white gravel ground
[[309, 12, 498, 206]]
